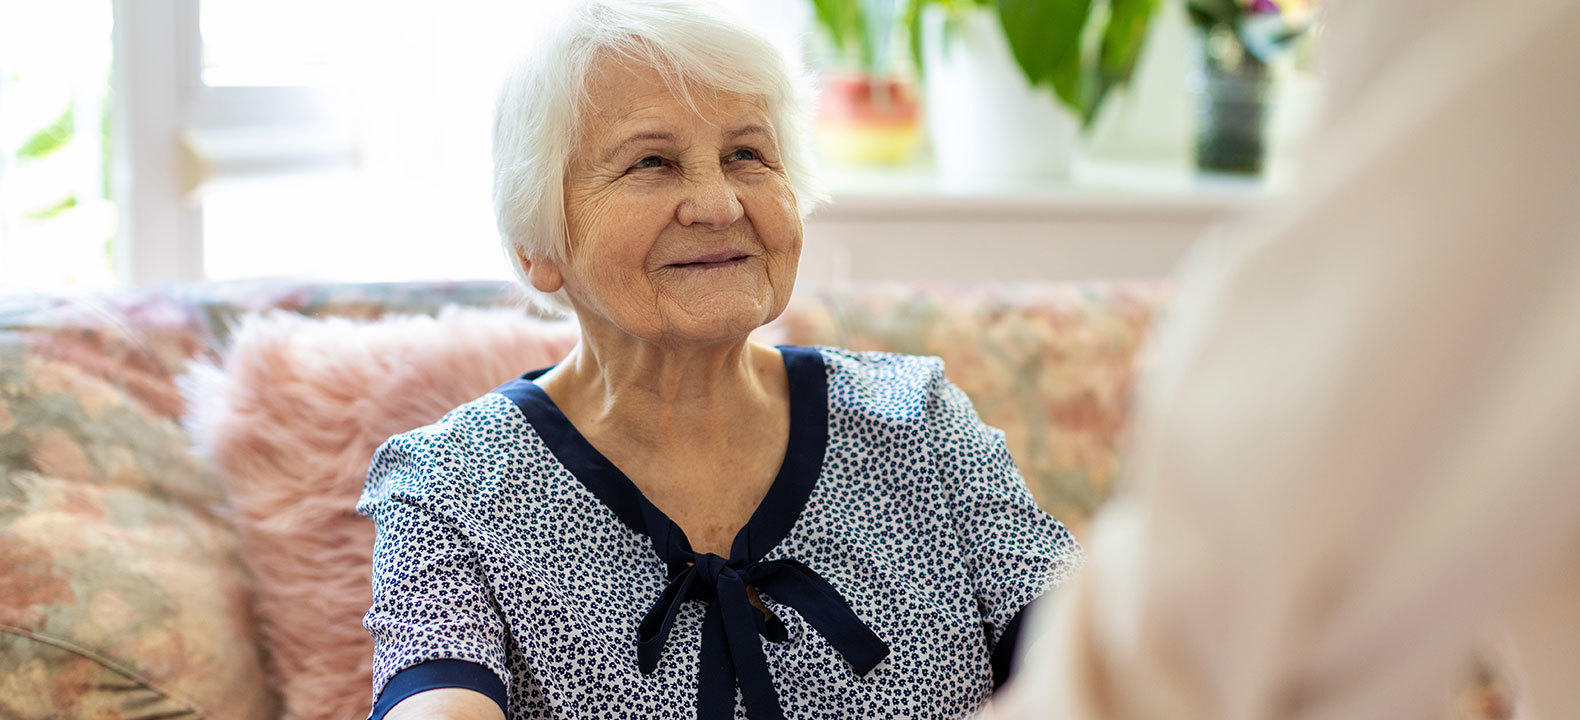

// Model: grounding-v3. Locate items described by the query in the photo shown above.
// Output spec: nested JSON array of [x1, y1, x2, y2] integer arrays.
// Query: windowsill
[[798, 158, 1271, 285], [818, 159, 1275, 221]]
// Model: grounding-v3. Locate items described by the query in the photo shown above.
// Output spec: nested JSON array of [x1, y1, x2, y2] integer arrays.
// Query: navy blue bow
[[636, 546, 889, 720]]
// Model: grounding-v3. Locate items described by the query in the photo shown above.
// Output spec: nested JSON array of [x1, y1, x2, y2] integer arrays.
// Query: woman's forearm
[[382, 688, 507, 720]]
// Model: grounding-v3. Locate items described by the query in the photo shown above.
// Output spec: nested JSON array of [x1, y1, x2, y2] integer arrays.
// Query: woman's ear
[[517, 248, 565, 294]]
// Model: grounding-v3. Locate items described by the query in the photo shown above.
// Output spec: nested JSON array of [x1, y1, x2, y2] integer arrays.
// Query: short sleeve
[[928, 374, 1084, 672], [357, 429, 512, 716]]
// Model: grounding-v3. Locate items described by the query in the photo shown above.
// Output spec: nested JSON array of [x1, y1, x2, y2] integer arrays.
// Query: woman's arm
[[383, 689, 507, 720], [927, 368, 1085, 687], [359, 426, 514, 719]]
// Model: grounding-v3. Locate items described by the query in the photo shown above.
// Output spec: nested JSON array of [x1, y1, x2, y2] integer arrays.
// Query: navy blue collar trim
[[493, 346, 888, 720], [492, 344, 829, 565]]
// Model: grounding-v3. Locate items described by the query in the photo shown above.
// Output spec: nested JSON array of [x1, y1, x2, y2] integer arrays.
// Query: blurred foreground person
[[986, 0, 1580, 718]]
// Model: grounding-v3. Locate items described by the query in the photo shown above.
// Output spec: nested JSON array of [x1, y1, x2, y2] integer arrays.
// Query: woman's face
[[541, 57, 802, 347]]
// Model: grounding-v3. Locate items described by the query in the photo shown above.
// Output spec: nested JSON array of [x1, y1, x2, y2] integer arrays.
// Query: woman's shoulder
[[381, 391, 523, 456], [809, 346, 954, 417], [361, 392, 527, 509], [814, 345, 944, 381]]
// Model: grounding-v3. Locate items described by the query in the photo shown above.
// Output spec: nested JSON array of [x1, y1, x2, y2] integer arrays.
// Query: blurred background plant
[[805, 0, 1164, 180], [906, 0, 1161, 129], [811, 0, 908, 76], [807, 0, 923, 166]]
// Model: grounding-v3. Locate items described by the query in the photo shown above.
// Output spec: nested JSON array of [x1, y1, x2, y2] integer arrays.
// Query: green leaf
[[1048, 49, 1085, 114], [1185, 0, 1238, 28], [1100, 0, 1157, 75], [995, 0, 1093, 92], [17, 103, 75, 161], [1087, 0, 1158, 125], [911, 0, 1158, 129], [812, 0, 885, 72], [811, 0, 858, 53], [25, 195, 76, 222], [905, 0, 928, 78]]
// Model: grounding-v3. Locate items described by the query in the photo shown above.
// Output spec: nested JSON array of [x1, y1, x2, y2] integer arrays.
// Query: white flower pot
[[919, 5, 1080, 188]]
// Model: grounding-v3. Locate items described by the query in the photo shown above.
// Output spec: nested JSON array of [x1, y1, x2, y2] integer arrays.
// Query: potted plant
[[808, 0, 924, 166], [1186, 0, 1312, 174], [907, 0, 1161, 186]]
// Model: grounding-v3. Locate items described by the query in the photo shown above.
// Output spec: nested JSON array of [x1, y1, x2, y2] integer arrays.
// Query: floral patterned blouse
[[358, 346, 1081, 719]]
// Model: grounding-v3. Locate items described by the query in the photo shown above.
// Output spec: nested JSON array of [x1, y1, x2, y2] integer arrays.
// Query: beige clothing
[[988, 1, 1580, 719]]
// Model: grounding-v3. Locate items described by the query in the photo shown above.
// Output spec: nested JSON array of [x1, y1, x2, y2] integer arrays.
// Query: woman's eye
[[729, 148, 759, 162], [632, 156, 665, 170]]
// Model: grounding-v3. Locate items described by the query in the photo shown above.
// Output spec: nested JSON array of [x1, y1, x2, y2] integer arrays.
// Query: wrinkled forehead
[[577, 53, 774, 140]]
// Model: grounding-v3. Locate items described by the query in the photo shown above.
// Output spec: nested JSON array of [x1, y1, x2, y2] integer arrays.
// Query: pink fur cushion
[[183, 308, 578, 720]]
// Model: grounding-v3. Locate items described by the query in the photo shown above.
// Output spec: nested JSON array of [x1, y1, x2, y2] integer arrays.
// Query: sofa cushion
[[183, 307, 578, 720], [0, 334, 277, 720], [0, 281, 529, 423]]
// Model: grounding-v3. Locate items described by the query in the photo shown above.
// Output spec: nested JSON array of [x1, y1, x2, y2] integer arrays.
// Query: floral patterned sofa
[[0, 280, 1507, 719]]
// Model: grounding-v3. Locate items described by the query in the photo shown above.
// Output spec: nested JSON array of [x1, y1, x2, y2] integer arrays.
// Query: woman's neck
[[534, 328, 785, 451]]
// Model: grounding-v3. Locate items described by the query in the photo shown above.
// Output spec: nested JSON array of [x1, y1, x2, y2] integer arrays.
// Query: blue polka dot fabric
[[357, 346, 1082, 719]]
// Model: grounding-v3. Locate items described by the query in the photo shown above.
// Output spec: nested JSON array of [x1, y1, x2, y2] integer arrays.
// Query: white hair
[[491, 0, 826, 312]]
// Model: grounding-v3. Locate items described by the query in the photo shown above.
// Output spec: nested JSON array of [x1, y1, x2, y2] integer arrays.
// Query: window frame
[[111, 0, 349, 286]]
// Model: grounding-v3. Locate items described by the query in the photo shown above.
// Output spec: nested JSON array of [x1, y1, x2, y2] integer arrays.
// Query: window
[[161, 0, 815, 285], [0, 0, 116, 289], [2, 0, 1313, 291]]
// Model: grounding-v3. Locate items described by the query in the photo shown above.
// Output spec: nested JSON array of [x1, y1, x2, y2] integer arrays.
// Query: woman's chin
[[658, 291, 784, 344]]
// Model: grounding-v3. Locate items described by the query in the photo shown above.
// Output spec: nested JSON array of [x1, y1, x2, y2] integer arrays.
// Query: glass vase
[[1190, 27, 1274, 175]]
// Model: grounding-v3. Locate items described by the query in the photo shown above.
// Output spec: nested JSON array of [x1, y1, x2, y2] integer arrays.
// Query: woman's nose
[[676, 170, 744, 230]]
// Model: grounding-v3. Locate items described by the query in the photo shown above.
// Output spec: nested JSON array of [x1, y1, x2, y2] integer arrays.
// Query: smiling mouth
[[670, 253, 750, 269]]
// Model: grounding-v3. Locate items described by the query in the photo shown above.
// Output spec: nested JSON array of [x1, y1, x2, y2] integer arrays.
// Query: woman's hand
[[383, 688, 506, 720]]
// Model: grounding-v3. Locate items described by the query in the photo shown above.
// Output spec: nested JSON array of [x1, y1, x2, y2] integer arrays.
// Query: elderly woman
[[356, 1, 1080, 718]]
